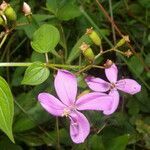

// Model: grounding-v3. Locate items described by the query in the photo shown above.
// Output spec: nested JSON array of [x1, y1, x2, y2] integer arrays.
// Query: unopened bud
[[0, 1, 8, 11], [80, 42, 95, 62], [23, 2, 32, 16], [115, 35, 130, 48], [0, 16, 4, 26], [5, 5, 17, 21], [124, 49, 133, 58], [104, 59, 113, 68], [0, 1, 17, 21], [86, 27, 101, 46]]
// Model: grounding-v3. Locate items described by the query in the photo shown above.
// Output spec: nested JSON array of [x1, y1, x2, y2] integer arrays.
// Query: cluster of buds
[[0, 1, 17, 26], [0, 1, 32, 26], [79, 27, 103, 63]]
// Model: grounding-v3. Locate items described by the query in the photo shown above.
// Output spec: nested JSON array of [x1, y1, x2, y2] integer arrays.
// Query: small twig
[[97, 123, 107, 134], [0, 32, 9, 48]]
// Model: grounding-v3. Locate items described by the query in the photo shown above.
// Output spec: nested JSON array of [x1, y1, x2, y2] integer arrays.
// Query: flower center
[[61, 108, 70, 117], [110, 82, 116, 89], [61, 104, 77, 117]]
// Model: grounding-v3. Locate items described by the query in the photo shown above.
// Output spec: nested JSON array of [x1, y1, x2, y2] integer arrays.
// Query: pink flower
[[85, 63, 141, 115], [38, 70, 113, 143]]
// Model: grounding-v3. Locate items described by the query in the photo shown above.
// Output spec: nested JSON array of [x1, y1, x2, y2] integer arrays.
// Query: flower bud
[[4, 5, 17, 21], [0, 1, 8, 10], [124, 49, 133, 58], [80, 42, 95, 62], [86, 27, 101, 46], [0, 1, 17, 21], [115, 35, 130, 48], [104, 59, 113, 68], [23, 2, 32, 16], [0, 16, 4, 26]]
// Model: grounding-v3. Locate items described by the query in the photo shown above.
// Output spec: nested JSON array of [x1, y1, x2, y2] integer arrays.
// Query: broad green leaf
[[0, 137, 22, 150], [46, 0, 81, 20], [31, 51, 45, 63], [89, 135, 105, 150], [17, 14, 55, 39], [46, 0, 59, 15], [67, 34, 92, 63], [105, 134, 129, 150], [0, 76, 14, 142], [31, 24, 60, 53], [57, 1, 81, 21], [21, 62, 50, 85]]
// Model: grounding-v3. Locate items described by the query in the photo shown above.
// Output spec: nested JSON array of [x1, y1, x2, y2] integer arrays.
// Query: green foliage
[[22, 62, 50, 85], [0, 77, 14, 142], [0, 0, 149, 149], [67, 34, 92, 63], [128, 56, 144, 75], [0, 137, 22, 150], [46, 0, 81, 20], [31, 24, 60, 53], [104, 134, 129, 150]]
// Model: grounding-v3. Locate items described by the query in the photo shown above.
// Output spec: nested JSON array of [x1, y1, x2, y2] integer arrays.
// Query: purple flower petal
[[85, 76, 110, 92], [116, 79, 141, 95], [76, 92, 113, 114], [69, 111, 90, 143], [105, 64, 118, 83], [103, 90, 119, 115], [38, 93, 65, 116], [54, 70, 77, 106]]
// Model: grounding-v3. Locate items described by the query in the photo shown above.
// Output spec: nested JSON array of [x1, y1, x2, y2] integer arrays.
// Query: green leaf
[[0, 137, 22, 150], [21, 62, 50, 85], [138, 0, 150, 8], [57, 1, 81, 21], [46, 0, 81, 20], [31, 24, 60, 53], [128, 56, 144, 76], [31, 51, 45, 63], [89, 135, 105, 150], [105, 134, 129, 150], [0, 76, 14, 142], [46, 0, 59, 15], [67, 34, 92, 63], [13, 103, 50, 133], [17, 14, 54, 39]]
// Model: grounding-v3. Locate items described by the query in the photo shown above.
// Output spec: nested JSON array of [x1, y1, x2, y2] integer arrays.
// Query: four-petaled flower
[[38, 70, 113, 143], [85, 63, 141, 115]]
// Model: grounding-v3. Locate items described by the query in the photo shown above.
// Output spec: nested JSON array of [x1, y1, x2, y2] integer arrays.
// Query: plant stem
[[45, 53, 49, 63], [0, 62, 32, 67], [56, 117, 60, 150], [0, 33, 8, 48], [109, 0, 116, 44], [0, 62, 82, 69]]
